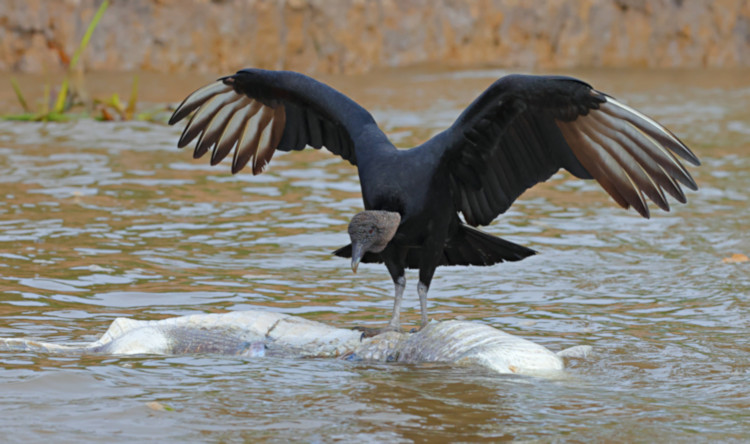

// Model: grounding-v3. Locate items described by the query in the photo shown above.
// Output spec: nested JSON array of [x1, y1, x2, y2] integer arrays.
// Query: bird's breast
[[357, 148, 453, 249], [360, 155, 435, 210]]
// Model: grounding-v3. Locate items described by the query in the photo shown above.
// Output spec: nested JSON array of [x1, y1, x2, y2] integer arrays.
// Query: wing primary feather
[[577, 116, 670, 212], [599, 99, 700, 166], [252, 106, 279, 175], [172, 70, 372, 172], [177, 106, 205, 149], [178, 91, 240, 148], [584, 113, 674, 210], [257, 105, 287, 171], [588, 112, 693, 197], [655, 163, 687, 203], [270, 106, 287, 149], [588, 112, 675, 181], [575, 122, 650, 217], [213, 100, 263, 166], [193, 96, 245, 158], [230, 104, 265, 172], [169, 82, 233, 125], [211, 99, 255, 164], [557, 120, 647, 216], [233, 105, 273, 174], [591, 109, 689, 204], [592, 110, 697, 190], [628, 121, 698, 190]]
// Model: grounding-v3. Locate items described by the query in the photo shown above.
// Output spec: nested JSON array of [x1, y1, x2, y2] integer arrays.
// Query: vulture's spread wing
[[169, 69, 384, 174], [434, 74, 699, 226]]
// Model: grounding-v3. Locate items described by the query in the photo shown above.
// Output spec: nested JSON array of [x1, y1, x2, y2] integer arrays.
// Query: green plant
[[3, 1, 114, 121]]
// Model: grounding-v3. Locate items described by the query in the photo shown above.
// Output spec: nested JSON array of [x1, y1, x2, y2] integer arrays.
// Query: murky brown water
[[0, 67, 749, 442]]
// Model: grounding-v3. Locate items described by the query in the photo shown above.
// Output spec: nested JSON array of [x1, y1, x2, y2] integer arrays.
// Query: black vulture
[[169, 69, 699, 335]]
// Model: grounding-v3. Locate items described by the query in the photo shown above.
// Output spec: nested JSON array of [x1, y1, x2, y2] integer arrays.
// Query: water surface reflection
[[0, 67, 748, 441]]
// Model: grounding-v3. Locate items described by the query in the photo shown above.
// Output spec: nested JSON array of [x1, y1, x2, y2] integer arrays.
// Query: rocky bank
[[1, 0, 748, 74]]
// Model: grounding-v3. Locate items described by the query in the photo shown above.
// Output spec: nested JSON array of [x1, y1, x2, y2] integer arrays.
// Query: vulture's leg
[[417, 281, 429, 327], [416, 241, 442, 330], [354, 249, 408, 338], [387, 275, 406, 329]]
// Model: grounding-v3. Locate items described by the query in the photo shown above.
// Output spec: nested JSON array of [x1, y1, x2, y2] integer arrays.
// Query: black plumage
[[169, 68, 699, 332]]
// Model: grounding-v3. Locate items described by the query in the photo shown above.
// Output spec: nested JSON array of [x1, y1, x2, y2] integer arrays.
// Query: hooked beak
[[351, 242, 365, 274]]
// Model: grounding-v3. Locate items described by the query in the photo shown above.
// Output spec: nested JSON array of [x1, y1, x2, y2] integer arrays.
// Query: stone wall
[[1, 0, 749, 74]]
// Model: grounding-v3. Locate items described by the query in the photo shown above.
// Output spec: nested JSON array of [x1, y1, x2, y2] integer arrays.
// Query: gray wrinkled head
[[348, 211, 401, 272]]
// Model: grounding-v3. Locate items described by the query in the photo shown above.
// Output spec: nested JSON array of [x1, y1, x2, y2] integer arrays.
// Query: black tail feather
[[442, 224, 536, 266], [333, 224, 535, 269]]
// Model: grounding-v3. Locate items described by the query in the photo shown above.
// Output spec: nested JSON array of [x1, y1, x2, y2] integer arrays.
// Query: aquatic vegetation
[[2, 1, 162, 122]]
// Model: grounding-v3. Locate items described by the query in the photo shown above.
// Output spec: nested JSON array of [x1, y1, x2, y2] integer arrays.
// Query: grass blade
[[10, 78, 30, 112], [126, 74, 139, 120], [53, 0, 110, 113]]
